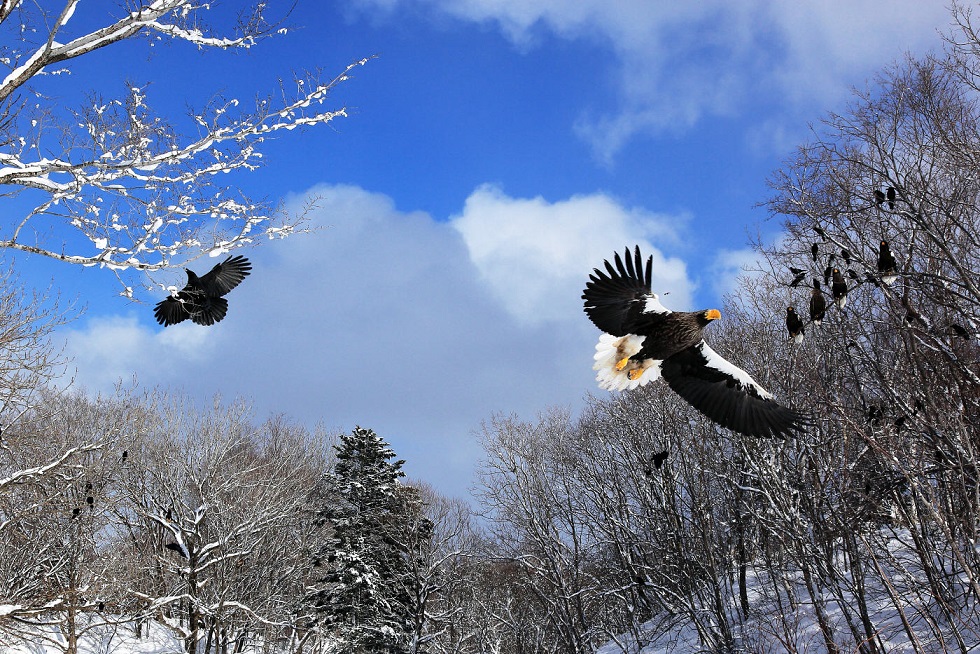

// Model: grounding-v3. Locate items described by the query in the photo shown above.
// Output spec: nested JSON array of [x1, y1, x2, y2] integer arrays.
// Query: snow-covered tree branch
[[0, 1, 367, 297]]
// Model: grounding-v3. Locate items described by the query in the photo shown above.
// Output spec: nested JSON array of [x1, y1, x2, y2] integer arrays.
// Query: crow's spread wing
[[189, 296, 229, 326], [154, 296, 190, 326], [198, 255, 252, 297], [660, 341, 809, 438], [583, 245, 669, 336]]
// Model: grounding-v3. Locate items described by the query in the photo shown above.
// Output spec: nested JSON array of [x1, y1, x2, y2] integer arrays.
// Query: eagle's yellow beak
[[705, 309, 721, 321]]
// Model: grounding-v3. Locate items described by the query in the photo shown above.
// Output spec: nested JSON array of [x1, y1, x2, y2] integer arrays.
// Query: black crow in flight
[[154, 255, 252, 326]]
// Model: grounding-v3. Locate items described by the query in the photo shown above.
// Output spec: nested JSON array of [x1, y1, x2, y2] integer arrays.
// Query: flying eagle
[[154, 255, 252, 326], [582, 246, 808, 439]]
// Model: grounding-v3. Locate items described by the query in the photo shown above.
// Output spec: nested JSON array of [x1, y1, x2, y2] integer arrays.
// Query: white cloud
[[709, 247, 766, 303], [351, 0, 950, 158], [61, 315, 215, 391], [58, 183, 693, 496], [450, 184, 693, 324]]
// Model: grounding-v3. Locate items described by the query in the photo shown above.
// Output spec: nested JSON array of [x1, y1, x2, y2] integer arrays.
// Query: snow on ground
[[3, 620, 182, 654], [596, 537, 979, 654]]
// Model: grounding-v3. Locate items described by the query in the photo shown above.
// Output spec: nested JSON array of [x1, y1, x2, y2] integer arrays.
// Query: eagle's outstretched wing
[[660, 341, 809, 439]]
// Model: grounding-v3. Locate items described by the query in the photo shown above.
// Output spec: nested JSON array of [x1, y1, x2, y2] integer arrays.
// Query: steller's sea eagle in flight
[[582, 246, 808, 439], [154, 255, 252, 327]]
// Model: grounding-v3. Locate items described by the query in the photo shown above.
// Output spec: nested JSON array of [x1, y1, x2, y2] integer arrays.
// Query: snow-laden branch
[[0, 442, 101, 493], [0, 1, 371, 296], [0, 1, 260, 104]]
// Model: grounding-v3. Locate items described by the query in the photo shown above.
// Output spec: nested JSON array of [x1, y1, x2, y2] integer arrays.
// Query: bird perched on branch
[[582, 246, 808, 439], [809, 279, 827, 325], [832, 269, 848, 309], [786, 307, 805, 343], [154, 255, 252, 326], [877, 240, 897, 285]]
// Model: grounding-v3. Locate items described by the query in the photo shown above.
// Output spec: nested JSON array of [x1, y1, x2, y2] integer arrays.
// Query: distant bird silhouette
[[948, 323, 970, 339], [814, 225, 827, 240], [790, 269, 807, 287], [841, 249, 851, 266], [811, 243, 819, 262], [154, 255, 252, 326], [865, 404, 883, 424], [86, 496, 94, 507], [651, 449, 669, 470], [165, 542, 188, 559], [121, 450, 128, 461], [809, 280, 827, 325], [846, 268, 859, 282], [823, 265, 833, 287], [873, 189, 886, 206], [886, 186, 896, 209], [832, 269, 848, 309], [877, 241, 897, 285], [786, 307, 805, 343], [71, 507, 80, 518]]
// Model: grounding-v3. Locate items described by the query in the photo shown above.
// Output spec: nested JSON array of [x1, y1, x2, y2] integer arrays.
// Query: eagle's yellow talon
[[628, 368, 644, 380], [615, 357, 630, 371]]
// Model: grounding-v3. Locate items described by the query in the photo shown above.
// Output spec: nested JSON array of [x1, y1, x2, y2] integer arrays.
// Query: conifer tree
[[312, 426, 423, 653]]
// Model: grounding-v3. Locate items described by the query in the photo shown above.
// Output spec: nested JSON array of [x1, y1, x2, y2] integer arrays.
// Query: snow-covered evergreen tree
[[311, 426, 424, 654]]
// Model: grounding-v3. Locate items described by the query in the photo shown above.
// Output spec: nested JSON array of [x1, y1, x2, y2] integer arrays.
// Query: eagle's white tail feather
[[593, 333, 662, 391]]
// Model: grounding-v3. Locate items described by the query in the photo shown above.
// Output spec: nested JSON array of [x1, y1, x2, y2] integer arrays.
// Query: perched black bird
[[823, 265, 833, 287], [886, 186, 896, 209], [582, 246, 808, 438], [831, 269, 848, 309], [71, 507, 81, 518], [790, 270, 807, 287], [866, 404, 883, 424], [948, 323, 970, 339], [873, 189, 886, 205], [86, 496, 94, 507], [902, 296, 930, 328], [154, 255, 252, 326], [811, 243, 820, 262], [814, 225, 827, 240], [165, 542, 188, 559], [877, 241, 897, 285], [841, 249, 851, 266], [809, 279, 827, 325], [789, 266, 806, 276], [786, 307, 805, 343], [846, 268, 859, 281], [650, 449, 669, 470], [121, 450, 128, 461]]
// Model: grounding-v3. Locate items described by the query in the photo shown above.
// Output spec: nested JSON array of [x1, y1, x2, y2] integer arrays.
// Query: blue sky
[[15, 0, 952, 496]]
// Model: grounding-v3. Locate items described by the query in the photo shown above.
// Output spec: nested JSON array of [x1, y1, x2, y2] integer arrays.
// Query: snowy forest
[[2, 1, 980, 653]]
